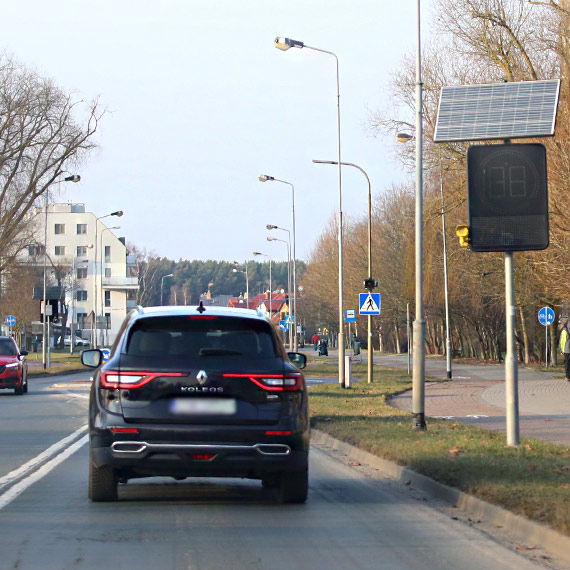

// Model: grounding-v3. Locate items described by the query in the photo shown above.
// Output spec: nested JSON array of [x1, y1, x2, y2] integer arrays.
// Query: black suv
[[82, 305, 309, 503]]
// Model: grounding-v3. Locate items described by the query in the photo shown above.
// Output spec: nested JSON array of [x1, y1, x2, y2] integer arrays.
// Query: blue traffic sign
[[5, 315, 16, 327], [345, 309, 356, 323], [359, 293, 381, 315], [101, 349, 111, 362], [538, 306, 555, 327], [279, 320, 288, 331]]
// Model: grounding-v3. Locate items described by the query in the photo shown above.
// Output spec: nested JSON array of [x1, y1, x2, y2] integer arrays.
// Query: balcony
[[102, 277, 139, 290]]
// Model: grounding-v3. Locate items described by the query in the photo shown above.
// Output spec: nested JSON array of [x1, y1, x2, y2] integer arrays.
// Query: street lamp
[[275, 36, 345, 386], [252, 252, 272, 321], [100, 226, 120, 346], [232, 263, 249, 306], [259, 175, 298, 350], [160, 273, 173, 305], [397, 131, 452, 382], [267, 236, 292, 349], [42, 173, 81, 369], [313, 159, 374, 384], [93, 210, 123, 348]]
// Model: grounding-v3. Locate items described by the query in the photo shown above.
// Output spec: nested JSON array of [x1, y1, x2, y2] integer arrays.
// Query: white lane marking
[[0, 434, 88, 510], [0, 425, 88, 491]]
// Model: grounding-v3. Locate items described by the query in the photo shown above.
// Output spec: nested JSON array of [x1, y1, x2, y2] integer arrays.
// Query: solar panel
[[434, 80, 560, 143]]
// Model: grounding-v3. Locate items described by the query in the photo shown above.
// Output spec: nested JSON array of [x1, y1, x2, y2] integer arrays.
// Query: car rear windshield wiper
[[199, 348, 243, 356]]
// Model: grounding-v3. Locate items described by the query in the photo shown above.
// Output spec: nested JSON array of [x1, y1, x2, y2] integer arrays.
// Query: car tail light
[[223, 373, 303, 391], [189, 453, 215, 461], [265, 430, 292, 436], [100, 370, 185, 389]]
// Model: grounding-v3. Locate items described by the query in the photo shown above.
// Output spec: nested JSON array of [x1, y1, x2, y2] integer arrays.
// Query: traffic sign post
[[538, 306, 555, 369], [5, 315, 16, 336], [345, 309, 356, 323]]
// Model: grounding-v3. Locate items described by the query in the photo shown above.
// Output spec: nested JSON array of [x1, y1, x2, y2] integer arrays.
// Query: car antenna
[[197, 301, 206, 313]]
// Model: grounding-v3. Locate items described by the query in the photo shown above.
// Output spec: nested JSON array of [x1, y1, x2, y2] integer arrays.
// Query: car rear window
[[124, 316, 279, 360]]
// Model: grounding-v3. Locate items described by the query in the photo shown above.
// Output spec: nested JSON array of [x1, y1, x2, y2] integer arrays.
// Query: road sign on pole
[[538, 306, 555, 370], [345, 309, 356, 323], [5, 315, 16, 327], [359, 293, 381, 315]]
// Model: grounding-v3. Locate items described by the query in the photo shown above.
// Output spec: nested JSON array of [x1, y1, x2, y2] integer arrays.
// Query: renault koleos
[[82, 305, 309, 503]]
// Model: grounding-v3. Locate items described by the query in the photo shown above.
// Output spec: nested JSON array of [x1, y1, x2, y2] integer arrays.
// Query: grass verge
[[308, 362, 570, 537]]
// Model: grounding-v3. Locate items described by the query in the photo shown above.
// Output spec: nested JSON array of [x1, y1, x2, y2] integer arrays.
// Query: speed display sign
[[466, 143, 549, 252]]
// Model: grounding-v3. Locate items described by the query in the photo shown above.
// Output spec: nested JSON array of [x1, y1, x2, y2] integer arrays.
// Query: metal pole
[[440, 161, 452, 379], [407, 303, 411, 375], [412, 0, 426, 429], [42, 192, 49, 369], [505, 252, 520, 447]]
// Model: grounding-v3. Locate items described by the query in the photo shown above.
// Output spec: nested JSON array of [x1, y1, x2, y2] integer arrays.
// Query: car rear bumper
[[89, 423, 309, 480]]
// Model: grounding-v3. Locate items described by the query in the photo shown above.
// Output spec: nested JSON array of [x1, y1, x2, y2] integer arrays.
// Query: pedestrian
[[559, 320, 570, 381]]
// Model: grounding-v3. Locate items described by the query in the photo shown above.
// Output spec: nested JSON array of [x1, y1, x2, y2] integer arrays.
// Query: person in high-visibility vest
[[559, 320, 570, 381]]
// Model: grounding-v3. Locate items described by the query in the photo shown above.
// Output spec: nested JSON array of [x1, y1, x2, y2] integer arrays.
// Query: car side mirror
[[81, 349, 103, 368], [19, 350, 29, 357], [288, 352, 307, 369]]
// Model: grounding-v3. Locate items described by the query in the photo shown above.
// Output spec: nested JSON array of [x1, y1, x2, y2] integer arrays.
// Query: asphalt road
[[0, 370, 561, 570]]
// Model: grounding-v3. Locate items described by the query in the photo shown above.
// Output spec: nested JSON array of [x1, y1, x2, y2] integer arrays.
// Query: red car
[[0, 336, 29, 395]]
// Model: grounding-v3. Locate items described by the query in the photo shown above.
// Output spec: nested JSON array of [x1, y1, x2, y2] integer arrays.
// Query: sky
[[1, 0, 434, 265]]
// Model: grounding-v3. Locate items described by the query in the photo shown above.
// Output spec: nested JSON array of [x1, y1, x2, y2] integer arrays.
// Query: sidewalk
[[379, 353, 570, 447]]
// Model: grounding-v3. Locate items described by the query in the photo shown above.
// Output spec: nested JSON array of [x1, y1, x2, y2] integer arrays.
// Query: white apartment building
[[22, 203, 138, 346]]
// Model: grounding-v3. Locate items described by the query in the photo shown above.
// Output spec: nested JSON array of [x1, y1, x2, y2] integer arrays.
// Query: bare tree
[[0, 53, 104, 272]]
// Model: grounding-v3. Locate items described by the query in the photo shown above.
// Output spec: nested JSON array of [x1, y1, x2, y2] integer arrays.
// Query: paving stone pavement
[[381, 354, 570, 447]]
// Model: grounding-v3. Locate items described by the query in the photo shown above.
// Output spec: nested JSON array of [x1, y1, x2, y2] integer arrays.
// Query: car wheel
[[278, 469, 308, 504], [89, 458, 118, 502], [23, 372, 28, 393], [14, 378, 24, 396]]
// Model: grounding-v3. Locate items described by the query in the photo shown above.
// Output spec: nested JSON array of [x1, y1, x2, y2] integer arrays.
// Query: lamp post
[[70, 258, 88, 353], [397, 132, 452, 381], [267, 236, 292, 349], [313, 159, 374, 384], [259, 175, 298, 350], [275, 36, 345, 387], [42, 173, 81, 369], [413, 0, 427, 429], [160, 273, 174, 305], [100, 226, 120, 346], [252, 252, 272, 320], [232, 264, 249, 306], [93, 210, 123, 348]]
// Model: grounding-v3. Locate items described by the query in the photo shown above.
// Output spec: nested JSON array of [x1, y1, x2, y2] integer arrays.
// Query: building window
[[76, 290, 88, 301], [76, 246, 88, 257], [104, 245, 111, 263], [76, 312, 87, 329], [104, 291, 111, 308], [105, 267, 111, 278], [28, 245, 44, 256], [76, 224, 87, 235], [54, 224, 65, 235], [55, 246, 65, 256], [77, 267, 88, 279]]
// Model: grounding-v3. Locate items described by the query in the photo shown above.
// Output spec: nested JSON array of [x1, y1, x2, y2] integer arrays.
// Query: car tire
[[261, 476, 279, 489], [14, 379, 24, 396], [89, 458, 118, 502], [22, 372, 28, 394], [278, 469, 308, 504]]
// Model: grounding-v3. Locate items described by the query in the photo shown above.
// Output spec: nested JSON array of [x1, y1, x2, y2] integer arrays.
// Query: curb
[[311, 429, 570, 565]]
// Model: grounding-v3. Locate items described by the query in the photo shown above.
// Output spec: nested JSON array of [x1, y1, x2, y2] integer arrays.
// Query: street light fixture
[[259, 176, 298, 350], [93, 210, 123, 348], [42, 173, 81, 369], [252, 252, 272, 321], [267, 236, 292, 349], [275, 37, 345, 386], [313, 159, 374, 384], [160, 273, 174, 305], [232, 264, 249, 306]]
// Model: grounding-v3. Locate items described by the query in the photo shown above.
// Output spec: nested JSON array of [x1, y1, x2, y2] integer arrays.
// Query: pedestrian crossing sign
[[359, 292, 381, 315]]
